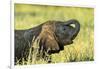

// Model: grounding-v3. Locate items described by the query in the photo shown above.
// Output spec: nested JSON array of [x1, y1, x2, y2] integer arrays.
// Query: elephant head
[[55, 19, 80, 47], [37, 19, 80, 54]]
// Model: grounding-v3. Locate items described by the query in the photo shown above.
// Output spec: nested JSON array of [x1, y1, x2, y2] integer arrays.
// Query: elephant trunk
[[65, 19, 80, 40], [71, 20, 80, 39]]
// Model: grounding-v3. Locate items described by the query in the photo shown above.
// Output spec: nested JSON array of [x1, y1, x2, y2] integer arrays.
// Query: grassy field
[[14, 4, 94, 65]]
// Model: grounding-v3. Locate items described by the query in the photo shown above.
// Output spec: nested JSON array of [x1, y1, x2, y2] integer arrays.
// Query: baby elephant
[[15, 19, 80, 64]]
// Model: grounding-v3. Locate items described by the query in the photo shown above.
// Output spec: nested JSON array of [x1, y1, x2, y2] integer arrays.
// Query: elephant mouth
[[67, 39, 73, 44], [62, 39, 73, 45]]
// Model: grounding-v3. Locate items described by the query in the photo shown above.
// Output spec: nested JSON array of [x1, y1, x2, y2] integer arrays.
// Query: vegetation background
[[14, 4, 94, 65]]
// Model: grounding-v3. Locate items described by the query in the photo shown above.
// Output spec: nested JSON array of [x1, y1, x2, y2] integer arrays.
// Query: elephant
[[14, 19, 80, 64]]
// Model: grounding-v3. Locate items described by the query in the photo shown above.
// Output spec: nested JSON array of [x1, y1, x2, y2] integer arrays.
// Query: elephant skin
[[14, 19, 80, 64]]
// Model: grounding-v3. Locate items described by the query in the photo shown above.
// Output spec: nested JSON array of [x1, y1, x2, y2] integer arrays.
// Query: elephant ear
[[37, 23, 60, 54]]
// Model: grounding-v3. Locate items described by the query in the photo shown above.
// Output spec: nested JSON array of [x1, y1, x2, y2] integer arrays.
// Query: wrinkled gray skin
[[15, 19, 80, 64]]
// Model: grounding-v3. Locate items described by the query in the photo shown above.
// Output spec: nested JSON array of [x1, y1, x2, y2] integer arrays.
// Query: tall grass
[[14, 4, 94, 65]]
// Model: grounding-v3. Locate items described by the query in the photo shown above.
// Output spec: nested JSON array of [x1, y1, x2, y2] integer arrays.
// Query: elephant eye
[[63, 27, 66, 30], [63, 26, 66, 31]]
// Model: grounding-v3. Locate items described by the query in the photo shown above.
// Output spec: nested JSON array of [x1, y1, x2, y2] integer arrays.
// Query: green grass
[[14, 4, 94, 65]]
